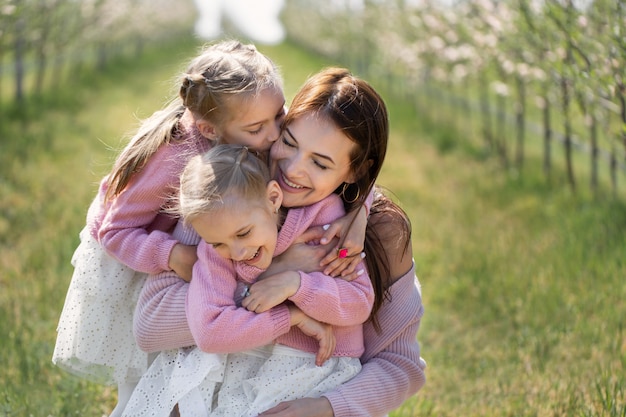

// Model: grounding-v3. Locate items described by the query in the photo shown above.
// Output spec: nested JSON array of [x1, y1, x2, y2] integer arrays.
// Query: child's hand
[[319, 206, 367, 277], [168, 243, 198, 282], [288, 306, 335, 366], [242, 271, 301, 313]]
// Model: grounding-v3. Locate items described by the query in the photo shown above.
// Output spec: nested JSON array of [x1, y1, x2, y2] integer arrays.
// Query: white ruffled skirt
[[52, 227, 150, 385], [122, 347, 227, 417], [124, 344, 361, 417], [212, 344, 362, 417]]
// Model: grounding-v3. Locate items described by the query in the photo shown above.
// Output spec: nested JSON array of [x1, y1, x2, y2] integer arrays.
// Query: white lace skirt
[[52, 227, 149, 385], [122, 347, 227, 417], [212, 344, 362, 417], [122, 344, 360, 417]]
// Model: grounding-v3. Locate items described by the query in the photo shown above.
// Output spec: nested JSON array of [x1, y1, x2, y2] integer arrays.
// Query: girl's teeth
[[247, 249, 259, 261]]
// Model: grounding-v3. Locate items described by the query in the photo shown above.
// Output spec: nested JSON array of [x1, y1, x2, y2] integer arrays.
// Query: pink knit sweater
[[186, 193, 374, 357], [135, 256, 425, 417], [324, 263, 426, 416], [86, 111, 210, 274]]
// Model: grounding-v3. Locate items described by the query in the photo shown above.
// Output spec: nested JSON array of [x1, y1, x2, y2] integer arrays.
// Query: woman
[[133, 67, 426, 417]]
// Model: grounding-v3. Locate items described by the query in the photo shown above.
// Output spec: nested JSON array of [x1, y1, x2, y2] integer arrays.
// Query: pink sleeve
[[98, 144, 184, 274], [133, 272, 195, 352], [323, 269, 426, 416], [186, 241, 292, 353], [290, 265, 374, 326], [285, 195, 374, 326]]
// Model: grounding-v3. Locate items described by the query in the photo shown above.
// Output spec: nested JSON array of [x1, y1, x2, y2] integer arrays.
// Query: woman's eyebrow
[[285, 127, 335, 165], [285, 127, 297, 142]]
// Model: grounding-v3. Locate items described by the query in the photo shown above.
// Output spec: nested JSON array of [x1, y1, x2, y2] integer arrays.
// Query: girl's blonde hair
[[178, 145, 270, 224], [105, 40, 281, 201]]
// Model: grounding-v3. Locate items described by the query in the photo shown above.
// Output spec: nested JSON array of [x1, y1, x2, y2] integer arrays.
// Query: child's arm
[[290, 264, 373, 326], [288, 305, 336, 366], [246, 196, 374, 327], [186, 241, 293, 353], [98, 143, 189, 274], [246, 265, 373, 327]]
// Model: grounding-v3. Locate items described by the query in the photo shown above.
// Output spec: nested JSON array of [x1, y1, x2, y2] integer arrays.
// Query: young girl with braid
[[52, 40, 287, 417]]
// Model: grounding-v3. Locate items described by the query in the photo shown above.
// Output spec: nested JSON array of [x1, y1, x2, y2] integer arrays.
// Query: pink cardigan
[[186, 194, 374, 357], [134, 256, 425, 416], [133, 229, 425, 417], [86, 111, 210, 274]]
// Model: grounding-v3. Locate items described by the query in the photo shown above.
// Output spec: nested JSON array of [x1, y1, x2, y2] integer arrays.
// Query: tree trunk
[[542, 87, 552, 184], [496, 94, 509, 168], [515, 76, 525, 171], [479, 73, 494, 150], [14, 17, 26, 104], [561, 76, 576, 191], [589, 111, 598, 196]]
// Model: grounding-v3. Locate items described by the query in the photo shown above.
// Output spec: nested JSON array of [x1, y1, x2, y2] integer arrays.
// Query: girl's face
[[190, 182, 282, 270], [218, 86, 286, 152], [269, 113, 357, 208]]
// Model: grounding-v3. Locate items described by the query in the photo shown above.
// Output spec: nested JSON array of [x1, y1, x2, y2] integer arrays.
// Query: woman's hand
[[168, 243, 197, 282], [318, 206, 367, 277], [256, 226, 364, 282], [241, 271, 300, 313], [257, 397, 334, 417], [288, 306, 335, 366]]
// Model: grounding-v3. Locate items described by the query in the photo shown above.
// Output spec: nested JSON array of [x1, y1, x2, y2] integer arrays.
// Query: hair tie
[[235, 146, 249, 166]]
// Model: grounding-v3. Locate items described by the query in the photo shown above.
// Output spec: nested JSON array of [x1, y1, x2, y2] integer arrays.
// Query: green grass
[[1, 36, 625, 416]]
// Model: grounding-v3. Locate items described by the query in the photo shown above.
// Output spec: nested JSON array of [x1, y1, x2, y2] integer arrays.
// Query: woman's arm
[[134, 272, 195, 352], [323, 281, 425, 416], [259, 207, 426, 417], [259, 264, 425, 417]]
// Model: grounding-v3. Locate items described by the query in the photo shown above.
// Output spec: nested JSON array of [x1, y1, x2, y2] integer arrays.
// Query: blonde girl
[[123, 144, 372, 417]]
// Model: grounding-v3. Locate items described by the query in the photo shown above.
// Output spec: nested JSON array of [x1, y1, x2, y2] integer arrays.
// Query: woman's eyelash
[[314, 160, 328, 170]]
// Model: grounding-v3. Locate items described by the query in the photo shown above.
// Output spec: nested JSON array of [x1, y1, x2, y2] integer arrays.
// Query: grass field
[[1, 36, 625, 416]]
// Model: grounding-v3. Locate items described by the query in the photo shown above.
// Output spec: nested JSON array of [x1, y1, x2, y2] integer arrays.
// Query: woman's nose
[[283, 153, 305, 178]]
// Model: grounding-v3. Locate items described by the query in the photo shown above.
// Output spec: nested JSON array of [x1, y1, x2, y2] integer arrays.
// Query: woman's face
[[269, 113, 357, 208]]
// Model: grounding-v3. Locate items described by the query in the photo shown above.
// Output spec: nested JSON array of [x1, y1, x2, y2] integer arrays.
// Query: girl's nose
[[230, 244, 247, 262], [267, 118, 282, 143]]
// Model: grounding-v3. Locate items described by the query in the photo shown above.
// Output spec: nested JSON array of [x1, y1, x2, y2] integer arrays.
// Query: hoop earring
[[340, 183, 360, 204]]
